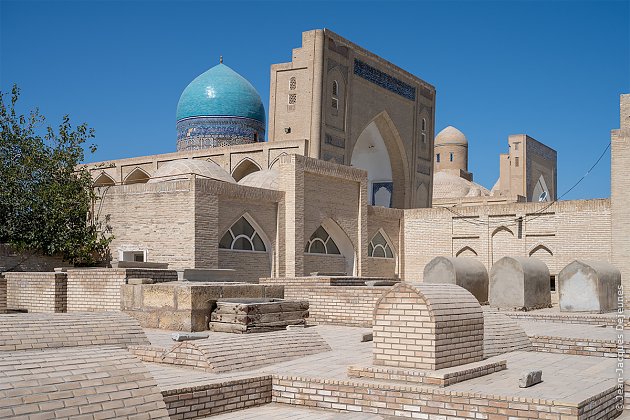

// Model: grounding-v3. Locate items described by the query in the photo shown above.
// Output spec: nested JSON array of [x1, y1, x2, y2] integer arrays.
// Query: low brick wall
[[531, 336, 628, 359], [501, 310, 629, 328], [162, 376, 272, 419], [260, 278, 392, 327], [0, 274, 6, 313], [272, 376, 620, 419], [4, 272, 67, 313], [67, 268, 178, 312]]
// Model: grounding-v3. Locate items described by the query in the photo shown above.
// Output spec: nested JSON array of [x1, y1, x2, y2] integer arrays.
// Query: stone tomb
[[423, 256, 489, 303], [348, 283, 506, 386], [558, 260, 621, 313], [208, 298, 309, 333], [373, 283, 484, 370], [121, 281, 283, 331], [489, 256, 552, 310]]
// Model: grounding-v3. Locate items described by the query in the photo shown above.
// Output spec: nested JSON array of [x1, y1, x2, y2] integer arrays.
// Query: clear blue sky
[[1, 0, 628, 199]]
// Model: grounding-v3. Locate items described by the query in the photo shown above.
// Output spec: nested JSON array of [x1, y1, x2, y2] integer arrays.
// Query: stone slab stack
[[559, 260, 621, 313], [208, 298, 309, 333]]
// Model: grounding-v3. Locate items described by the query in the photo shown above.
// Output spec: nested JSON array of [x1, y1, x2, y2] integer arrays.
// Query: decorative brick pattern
[[373, 283, 484, 370], [0, 346, 170, 419], [0, 312, 149, 351], [272, 376, 620, 419], [67, 268, 177, 312], [130, 329, 330, 373], [4, 272, 67, 313], [162, 376, 272, 420]]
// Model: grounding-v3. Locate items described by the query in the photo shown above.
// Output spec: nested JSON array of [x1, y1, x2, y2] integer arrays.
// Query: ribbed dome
[[435, 126, 468, 146], [176, 63, 265, 123], [238, 169, 279, 190], [432, 171, 489, 200], [148, 159, 235, 184]]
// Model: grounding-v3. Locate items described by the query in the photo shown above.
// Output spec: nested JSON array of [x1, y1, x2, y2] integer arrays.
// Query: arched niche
[[231, 158, 261, 182], [351, 111, 409, 208], [93, 172, 116, 187], [123, 168, 150, 185], [351, 122, 393, 207], [305, 218, 356, 276], [532, 174, 551, 202]]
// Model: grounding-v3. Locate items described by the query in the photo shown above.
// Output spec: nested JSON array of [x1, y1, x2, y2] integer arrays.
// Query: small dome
[[238, 169, 279, 190], [435, 126, 468, 146], [149, 159, 235, 184], [432, 171, 489, 200], [176, 63, 265, 124]]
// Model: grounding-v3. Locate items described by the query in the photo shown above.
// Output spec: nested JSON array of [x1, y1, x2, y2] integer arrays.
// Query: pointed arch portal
[[351, 121, 393, 208]]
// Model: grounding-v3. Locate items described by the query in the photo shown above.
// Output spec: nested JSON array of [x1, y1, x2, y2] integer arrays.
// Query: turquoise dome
[[176, 63, 265, 124]]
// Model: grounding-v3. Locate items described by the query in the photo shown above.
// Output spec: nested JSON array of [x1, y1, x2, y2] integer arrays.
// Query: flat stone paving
[[144, 325, 624, 406], [204, 403, 386, 419]]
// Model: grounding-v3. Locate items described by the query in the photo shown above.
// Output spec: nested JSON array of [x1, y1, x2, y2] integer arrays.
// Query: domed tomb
[[176, 60, 266, 151], [148, 159, 235, 184]]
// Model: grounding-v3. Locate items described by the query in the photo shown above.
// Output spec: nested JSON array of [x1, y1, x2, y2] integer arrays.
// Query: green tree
[[0, 85, 113, 267]]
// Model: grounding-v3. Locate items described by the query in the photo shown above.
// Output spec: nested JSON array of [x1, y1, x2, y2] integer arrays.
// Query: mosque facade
[[81, 29, 630, 297]]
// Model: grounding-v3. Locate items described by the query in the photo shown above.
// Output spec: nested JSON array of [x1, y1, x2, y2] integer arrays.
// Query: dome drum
[[176, 116, 265, 152]]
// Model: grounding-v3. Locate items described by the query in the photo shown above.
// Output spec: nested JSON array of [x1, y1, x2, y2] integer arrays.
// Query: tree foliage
[[0, 85, 113, 267]]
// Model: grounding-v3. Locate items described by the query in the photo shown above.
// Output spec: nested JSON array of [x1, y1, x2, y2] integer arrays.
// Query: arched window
[[368, 231, 394, 259], [421, 118, 426, 131], [304, 226, 340, 255], [421, 133, 426, 143], [288, 94, 296, 105], [332, 80, 338, 96], [220, 216, 266, 252], [450, 152, 454, 162], [436, 153, 440, 163], [289, 77, 296, 90]]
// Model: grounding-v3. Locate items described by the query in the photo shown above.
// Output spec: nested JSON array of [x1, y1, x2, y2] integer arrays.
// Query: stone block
[[558, 260, 621, 313], [142, 284, 176, 309], [171, 332, 209, 341], [423, 256, 489, 303], [489, 257, 551, 310], [116, 261, 169, 269], [519, 370, 542, 387]]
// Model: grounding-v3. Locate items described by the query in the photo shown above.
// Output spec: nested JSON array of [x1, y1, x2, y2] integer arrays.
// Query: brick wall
[[403, 199, 612, 282], [531, 336, 627, 359], [0, 243, 71, 272], [612, 95, 630, 298], [260, 279, 390, 327], [100, 180, 197, 269], [219, 250, 271, 283], [373, 283, 483, 370], [0, 274, 6, 313], [4, 272, 67, 313], [272, 376, 619, 419], [67, 268, 177, 312], [162, 376, 272, 419]]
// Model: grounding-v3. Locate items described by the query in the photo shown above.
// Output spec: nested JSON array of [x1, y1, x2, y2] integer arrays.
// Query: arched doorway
[[351, 122, 393, 207], [232, 158, 261, 182]]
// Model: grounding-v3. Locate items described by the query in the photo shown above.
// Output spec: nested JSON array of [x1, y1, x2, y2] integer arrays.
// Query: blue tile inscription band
[[354, 59, 416, 101]]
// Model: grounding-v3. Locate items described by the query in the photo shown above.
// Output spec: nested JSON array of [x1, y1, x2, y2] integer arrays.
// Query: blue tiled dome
[[176, 63, 265, 124]]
